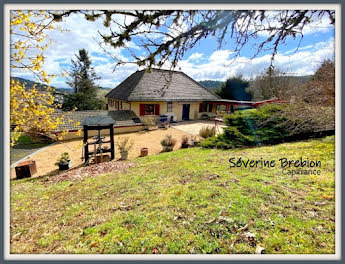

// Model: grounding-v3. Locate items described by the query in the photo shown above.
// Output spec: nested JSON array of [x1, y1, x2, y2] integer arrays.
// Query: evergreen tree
[[216, 76, 251, 101], [62, 49, 104, 110]]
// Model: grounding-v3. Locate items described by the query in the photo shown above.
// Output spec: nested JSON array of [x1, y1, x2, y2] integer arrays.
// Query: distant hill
[[199, 80, 224, 92], [12, 77, 53, 90], [11, 77, 72, 94], [288, 75, 312, 83], [11, 77, 113, 94], [200, 76, 311, 93], [55, 87, 73, 93], [99, 87, 112, 92]]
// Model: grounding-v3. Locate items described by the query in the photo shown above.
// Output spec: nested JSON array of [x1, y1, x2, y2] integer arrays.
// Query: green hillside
[[11, 77, 72, 94], [199, 80, 224, 92], [11, 136, 335, 254]]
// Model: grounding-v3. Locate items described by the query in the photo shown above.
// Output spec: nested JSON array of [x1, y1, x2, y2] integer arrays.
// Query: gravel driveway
[[171, 120, 226, 135], [10, 127, 192, 179]]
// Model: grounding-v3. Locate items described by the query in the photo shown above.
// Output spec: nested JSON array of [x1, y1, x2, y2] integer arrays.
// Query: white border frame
[[3, 3, 341, 261]]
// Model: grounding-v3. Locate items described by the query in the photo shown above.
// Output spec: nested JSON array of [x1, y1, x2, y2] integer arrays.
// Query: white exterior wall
[[108, 98, 217, 121]]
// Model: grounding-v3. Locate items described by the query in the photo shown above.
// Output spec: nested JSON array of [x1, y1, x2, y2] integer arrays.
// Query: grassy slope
[[10, 136, 335, 254]]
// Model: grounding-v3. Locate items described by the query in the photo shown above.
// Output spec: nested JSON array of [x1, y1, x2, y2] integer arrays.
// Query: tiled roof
[[105, 68, 220, 102], [51, 110, 141, 132], [82, 116, 116, 126]]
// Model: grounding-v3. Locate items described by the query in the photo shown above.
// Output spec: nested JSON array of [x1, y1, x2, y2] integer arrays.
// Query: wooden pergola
[[82, 116, 115, 164]]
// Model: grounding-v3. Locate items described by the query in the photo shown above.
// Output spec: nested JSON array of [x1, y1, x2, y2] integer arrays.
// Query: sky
[[11, 10, 335, 89]]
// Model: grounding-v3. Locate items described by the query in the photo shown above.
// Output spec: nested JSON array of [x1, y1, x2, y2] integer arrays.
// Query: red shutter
[[140, 104, 145, 116], [155, 104, 160, 115], [199, 103, 203, 113]]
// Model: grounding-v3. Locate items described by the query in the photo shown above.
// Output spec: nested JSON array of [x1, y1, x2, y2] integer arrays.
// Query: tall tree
[[63, 49, 104, 110], [66, 49, 99, 95], [303, 59, 335, 106], [277, 59, 335, 135], [216, 76, 251, 101], [248, 67, 304, 101]]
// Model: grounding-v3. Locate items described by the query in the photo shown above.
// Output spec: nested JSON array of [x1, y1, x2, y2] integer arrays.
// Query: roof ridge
[[150, 67, 182, 73], [105, 70, 145, 100]]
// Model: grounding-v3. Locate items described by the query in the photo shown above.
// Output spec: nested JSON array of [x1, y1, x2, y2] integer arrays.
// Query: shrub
[[201, 104, 293, 149], [55, 152, 70, 165], [199, 126, 216, 138], [201, 102, 334, 149], [181, 135, 189, 145], [116, 136, 134, 153], [222, 126, 255, 147], [142, 116, 156, 127], [161, 135, 177, 147], [200, 136, 219, 148]]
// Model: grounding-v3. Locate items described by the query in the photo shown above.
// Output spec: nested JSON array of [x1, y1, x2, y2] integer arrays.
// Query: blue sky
[[11, 11, 335, 89]]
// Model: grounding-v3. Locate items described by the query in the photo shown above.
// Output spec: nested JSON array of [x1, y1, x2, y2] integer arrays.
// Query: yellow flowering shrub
[[10, 10, 77, 146]]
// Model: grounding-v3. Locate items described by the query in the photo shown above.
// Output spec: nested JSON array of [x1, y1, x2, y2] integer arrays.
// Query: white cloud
[[177, 37, 335, 81], [249, 11, 334, 38], [11, 11, 335, 89], [188, 52, 203, 61], [11, 12, 140, 88], [209, 50, 233, 61]]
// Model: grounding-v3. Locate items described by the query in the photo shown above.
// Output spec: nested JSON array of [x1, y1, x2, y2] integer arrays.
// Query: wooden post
[[83, 125, 89, 164], [109, 124, 115, 160]]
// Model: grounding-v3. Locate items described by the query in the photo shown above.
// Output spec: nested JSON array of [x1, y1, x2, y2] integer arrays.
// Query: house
[[50, 70, 282, 140], [106, 69, 229, 121]]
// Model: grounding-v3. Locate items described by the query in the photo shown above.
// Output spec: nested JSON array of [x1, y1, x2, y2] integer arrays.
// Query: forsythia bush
[[10, 11, 80, 146], [10, 79, 64, 146]]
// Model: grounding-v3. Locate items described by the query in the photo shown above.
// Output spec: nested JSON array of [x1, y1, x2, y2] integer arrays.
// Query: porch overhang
[[204, 99, 254, 106]]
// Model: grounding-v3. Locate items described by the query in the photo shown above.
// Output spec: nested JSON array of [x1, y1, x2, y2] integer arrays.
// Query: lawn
[[10, 136, 335, 254]]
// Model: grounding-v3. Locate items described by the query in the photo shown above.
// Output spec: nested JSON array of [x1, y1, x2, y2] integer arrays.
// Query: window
[[145, 104, 155, 115], [208, 103, 213, 112], [140, 104, 160, 116], [199, 103, 208, 112], [167, 101, 173, 112]]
